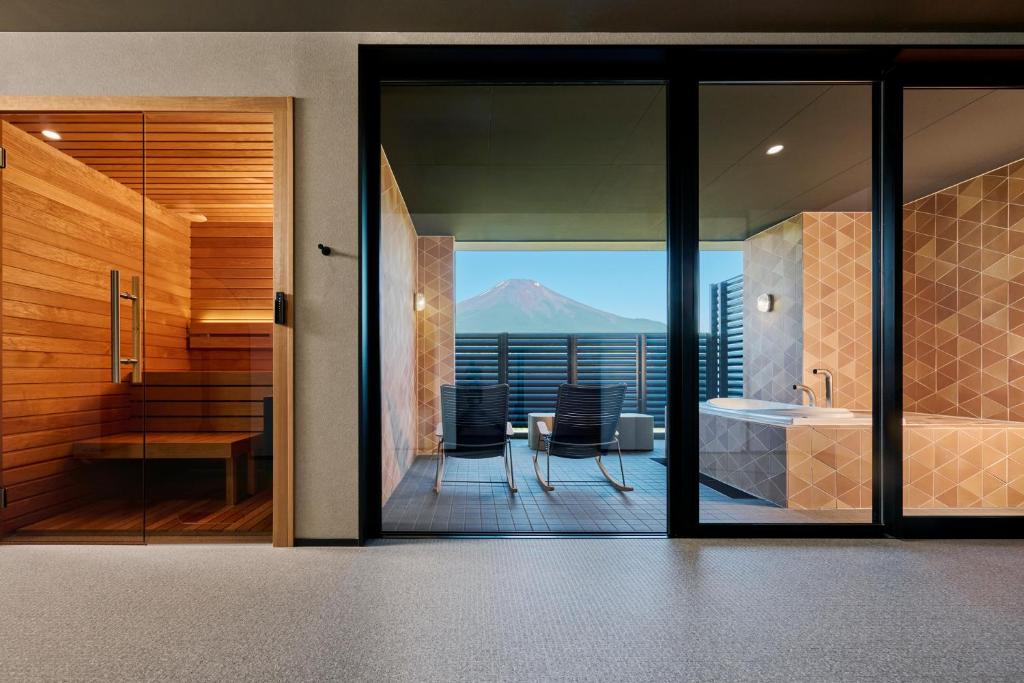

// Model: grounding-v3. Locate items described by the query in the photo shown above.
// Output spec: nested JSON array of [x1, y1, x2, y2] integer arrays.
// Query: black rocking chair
[[533, 383, 633, 492], [434, 383, 517, 494]]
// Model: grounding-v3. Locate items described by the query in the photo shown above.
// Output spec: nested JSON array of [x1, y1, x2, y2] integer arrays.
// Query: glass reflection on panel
[[902, 89, 1024, 516], [697, 83, 874, 524], [0, 113, 146, 543], [379, 84, 668, 533]]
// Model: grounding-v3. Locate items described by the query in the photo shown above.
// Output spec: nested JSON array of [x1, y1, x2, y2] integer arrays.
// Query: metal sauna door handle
[[110, 270, 141, 384]]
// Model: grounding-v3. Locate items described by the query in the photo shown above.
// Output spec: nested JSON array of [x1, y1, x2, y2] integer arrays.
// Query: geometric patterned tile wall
[[802, 212, 873, 410], [903, 159, 1024, 508], [702, 415, 1024, 510], [903, 160, 1024, 422], [699, 413, 788, 506], [743, 211, 872, 409], [379, 150, 420, 504], [903, 425, 1024, 509], [786, 426, 872, 510], [743, 216, 806, 404], [416, 236, 455, 453]]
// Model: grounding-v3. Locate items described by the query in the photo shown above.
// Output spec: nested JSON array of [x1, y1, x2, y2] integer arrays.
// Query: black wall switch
[[274, 292, 287, 324]]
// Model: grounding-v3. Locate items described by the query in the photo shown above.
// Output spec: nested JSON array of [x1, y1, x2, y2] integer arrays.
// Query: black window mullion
[[666, 57, 700, 536], [874, 76, 903, 534]]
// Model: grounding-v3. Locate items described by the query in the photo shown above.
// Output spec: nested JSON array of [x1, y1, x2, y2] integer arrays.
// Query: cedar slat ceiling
[[0, 111, 273, 224]]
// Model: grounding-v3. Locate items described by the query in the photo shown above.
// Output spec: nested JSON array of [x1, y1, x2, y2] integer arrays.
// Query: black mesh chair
[[434, 383, 517, 494], [533, 383, 633, 492]]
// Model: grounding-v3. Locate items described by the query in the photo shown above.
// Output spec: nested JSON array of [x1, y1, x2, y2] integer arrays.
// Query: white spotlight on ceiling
[[41, 129, 62, 141], [765, 144, 784, 156]]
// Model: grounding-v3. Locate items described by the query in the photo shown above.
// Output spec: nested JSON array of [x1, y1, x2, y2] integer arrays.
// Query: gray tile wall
[[699, 413, 788, 506], [743, 216, 805, 404]]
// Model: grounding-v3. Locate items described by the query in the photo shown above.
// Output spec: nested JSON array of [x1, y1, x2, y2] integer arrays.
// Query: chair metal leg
[[596, 441, 633, 492], [532, 447, 555, 491], [433, 448, 446, 494], [504, 441, 518, 493]]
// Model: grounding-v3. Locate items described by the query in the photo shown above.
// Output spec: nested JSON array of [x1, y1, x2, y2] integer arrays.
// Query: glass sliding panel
[[142, 111, 275, 540], [902, 89, 1024, 517], [697, 83, 874, 524], [0, 112, 146, 543], [379, 83, 667, 533]]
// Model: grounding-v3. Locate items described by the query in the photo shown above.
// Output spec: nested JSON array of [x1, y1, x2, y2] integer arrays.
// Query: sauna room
[[0, 111, 275, 543]]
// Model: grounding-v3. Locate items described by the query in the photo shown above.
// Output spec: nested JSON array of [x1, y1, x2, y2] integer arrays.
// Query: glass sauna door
[[141, 111, 275, 540], [0, 113, 146, 543]]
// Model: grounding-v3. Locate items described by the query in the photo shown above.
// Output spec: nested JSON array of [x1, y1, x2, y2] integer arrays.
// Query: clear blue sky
[[455, 249, 743, 330]]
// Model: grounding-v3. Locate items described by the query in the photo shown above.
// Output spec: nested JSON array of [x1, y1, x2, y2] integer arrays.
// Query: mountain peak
[[457, 280, 666, 334], [492, 278, 542, 289]]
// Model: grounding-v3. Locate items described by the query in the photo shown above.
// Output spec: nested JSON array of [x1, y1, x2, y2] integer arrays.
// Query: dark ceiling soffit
[[365, 46, 672, 83], [3, 1, 1024, 33], [362, 46, 904, 84], [364, 46, 1024, 85]]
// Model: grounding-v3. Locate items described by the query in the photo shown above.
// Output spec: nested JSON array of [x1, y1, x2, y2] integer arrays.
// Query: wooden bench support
[[72, 432, 262, 505]]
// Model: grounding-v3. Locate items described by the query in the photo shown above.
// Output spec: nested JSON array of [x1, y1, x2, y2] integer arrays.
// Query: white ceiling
[[381, 84, 1024, 243]]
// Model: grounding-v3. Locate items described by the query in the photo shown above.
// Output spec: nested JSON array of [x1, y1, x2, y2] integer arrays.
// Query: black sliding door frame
[[359, 46, 675, 541], [689, 50, 891, 538], [887, 55, 1024, 538], [358, 44, 1024, 543]]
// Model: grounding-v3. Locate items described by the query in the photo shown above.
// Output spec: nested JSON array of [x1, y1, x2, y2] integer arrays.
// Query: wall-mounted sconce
[[317, 243, 332, 256], [756, 293, 774, 313], [414, 292, 426, 312]]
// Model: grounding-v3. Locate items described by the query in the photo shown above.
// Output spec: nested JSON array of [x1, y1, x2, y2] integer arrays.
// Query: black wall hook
[[317, 243, 332, 256]]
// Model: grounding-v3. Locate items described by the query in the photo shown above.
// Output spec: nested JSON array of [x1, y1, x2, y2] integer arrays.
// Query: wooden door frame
[[0, 96, 295, 547]]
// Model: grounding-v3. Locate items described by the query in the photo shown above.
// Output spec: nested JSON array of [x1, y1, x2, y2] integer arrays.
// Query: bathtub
[[700, 398, 1013, 428], [700, 397, 862, 426]]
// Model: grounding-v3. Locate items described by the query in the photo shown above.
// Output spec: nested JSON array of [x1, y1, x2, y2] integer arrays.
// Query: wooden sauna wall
[[0, 121, 191, 531], [189, 221, 274, 372], [146, 199, 193, 373]]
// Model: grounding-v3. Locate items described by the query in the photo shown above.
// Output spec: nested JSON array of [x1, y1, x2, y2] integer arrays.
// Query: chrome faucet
[[812, 368, 833, 408], [792, 383, 816, 407]]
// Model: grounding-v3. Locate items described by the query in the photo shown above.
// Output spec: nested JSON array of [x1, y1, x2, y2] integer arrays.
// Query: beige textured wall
[[379, 151, 419, 503], [1, 32, 1017, 539], [0, 33, 363, 538]]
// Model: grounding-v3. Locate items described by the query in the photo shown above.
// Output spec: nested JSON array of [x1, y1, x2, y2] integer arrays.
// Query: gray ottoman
[[529, 411, 654, 452], [616, 413, 655, 451]]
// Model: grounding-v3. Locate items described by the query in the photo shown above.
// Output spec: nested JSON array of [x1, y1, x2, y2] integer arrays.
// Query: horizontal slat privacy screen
[[508, 335, 571, 423], [455, 333, 668, 427], [705, 274, 743, 400]]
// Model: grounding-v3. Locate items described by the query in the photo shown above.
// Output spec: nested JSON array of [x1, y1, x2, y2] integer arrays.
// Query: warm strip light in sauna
[[195, 316, 274, 323], [41, 129, 62, 140]]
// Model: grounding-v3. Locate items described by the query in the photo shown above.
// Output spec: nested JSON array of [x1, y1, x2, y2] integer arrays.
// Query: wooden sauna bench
[[71, 372, 272, 505]]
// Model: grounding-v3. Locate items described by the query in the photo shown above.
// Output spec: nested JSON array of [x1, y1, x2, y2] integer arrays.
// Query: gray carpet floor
[[2, 539, 1023, 681]]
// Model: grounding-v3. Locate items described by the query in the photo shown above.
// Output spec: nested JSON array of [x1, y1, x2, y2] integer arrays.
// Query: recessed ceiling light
[[41, 129, 62, 141], [766, 144, 784, 156]]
